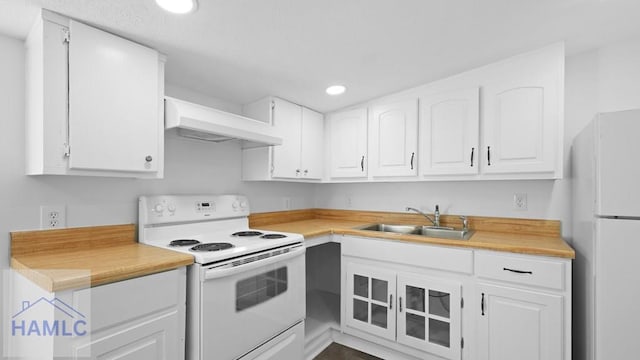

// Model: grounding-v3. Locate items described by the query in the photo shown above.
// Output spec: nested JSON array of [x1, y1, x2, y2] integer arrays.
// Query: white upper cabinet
[[481, 43, 564, 177], [242, 97, 323, 181], [326, 108, 368, 178], [25, 11, 164, 178], [322, 42, 564, 183], [419, 88, 479, 176], [301, 107, 324, 179], [369, 99, 418, 177], [271, 98, 303, 178], [68, 21, 160, 173]]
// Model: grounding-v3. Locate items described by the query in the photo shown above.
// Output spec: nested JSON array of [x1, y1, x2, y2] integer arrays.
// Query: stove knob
[[232, 201, 240, 210], [153, 203, 164, 214], [167, 203, 176, 213], [239, 201, 248, 209]]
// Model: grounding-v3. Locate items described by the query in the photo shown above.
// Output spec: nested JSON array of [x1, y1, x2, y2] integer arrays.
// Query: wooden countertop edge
[[249, 208, 562, 238], [11, 244, 194, 292], [255, 218, 575, 259], [337, 229, 575, 258]]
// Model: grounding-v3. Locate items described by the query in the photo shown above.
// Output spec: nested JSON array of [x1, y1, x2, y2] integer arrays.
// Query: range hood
[[164, 96, 282, 148]]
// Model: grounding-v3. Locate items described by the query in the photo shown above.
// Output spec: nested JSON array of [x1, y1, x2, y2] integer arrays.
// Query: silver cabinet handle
[[360, 156, 365, 172], [399, 296, 403, 312], [487, 146, 491, 166], [481, 293, 485, 316], [410, 152, 415, 170], [470, 147, 474, 167], [295, 169, 301, 176], [389, 294, 393, 310]]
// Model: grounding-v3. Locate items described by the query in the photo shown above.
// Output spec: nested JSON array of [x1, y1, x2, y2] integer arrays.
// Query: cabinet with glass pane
[[345, 261, 462, 360]]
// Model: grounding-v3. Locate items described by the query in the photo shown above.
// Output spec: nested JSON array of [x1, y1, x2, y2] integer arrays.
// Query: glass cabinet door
[[345, 262, 397, 341], [397, 274, 462, 360]]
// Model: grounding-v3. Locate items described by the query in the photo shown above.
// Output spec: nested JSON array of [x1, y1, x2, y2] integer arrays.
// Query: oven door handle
[[204, 246, 305, 280]]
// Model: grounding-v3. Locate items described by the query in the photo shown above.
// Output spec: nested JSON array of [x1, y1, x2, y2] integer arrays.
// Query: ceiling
[[2, 0, 640, 113]]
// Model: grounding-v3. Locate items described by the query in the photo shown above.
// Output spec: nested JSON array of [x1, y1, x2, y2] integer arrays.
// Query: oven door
[[199, 245, 305, 360]]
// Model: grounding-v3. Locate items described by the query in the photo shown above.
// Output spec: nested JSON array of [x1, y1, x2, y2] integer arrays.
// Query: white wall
[[597, 39, 640, 112]]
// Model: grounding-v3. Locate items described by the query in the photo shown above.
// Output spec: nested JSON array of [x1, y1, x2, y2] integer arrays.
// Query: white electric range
[[138, 194, 306, 360]]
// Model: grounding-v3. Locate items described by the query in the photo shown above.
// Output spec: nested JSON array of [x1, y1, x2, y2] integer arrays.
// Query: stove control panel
[[196, 201, 216, 213], [139, 195, 250, 225]]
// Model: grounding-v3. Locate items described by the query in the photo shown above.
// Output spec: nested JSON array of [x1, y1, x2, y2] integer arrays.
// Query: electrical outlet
[[282, 197, 291, 210], [40, 205, 66, 229], [513, 193, 528, 211]]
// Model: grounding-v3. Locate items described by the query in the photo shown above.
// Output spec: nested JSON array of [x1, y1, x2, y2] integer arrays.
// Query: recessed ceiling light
[[326, 85, 346, 96], [155, 0, 198, 14]]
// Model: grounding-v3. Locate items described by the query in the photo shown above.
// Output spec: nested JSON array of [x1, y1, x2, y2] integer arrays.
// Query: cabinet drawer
[[72, 268, 186, 332], [475, 251, 565, 290], [342, 236, 473, 274]]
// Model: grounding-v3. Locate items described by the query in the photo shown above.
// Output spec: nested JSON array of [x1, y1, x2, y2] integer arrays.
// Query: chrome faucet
[[459, 215, 469, 232], [406, 205, 440, 227]]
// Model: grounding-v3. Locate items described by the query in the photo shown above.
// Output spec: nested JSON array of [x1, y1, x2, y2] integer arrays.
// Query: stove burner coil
[[169, 239, 201, 246], [232, 231, 264, 237], [190, 243, 234, 252], [260, 234, 287, 239]]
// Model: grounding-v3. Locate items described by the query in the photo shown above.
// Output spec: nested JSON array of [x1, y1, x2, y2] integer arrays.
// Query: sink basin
[[358, 224, 423, 234], [358, 224, 474, 240], [420, 226, 474, 240]]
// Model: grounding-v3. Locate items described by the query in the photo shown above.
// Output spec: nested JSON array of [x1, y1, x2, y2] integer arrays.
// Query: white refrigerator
[[572, 109, 640, 360]]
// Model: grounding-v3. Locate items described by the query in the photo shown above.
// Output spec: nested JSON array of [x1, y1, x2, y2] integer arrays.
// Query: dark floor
[[313, 342, 383, 360]]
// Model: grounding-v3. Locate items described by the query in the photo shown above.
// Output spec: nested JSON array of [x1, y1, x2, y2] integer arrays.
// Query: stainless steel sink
[[358, 224, 423, 235], [358, 223, 474, 240], [420, 226, 474, 240]]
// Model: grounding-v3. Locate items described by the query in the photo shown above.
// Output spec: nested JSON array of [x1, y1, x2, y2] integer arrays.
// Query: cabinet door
[[482, 44, 563, 175], [72, 311, 181, 360], [300, 107, 324, 179], [271, 98, 302, 179], [477, 283, 563, 360], [397, 274, 462, 360], [370, 100, 418, 177], [328, 108, 368, 178], [345, 262, 396, 341], [68, 20, 160, 173], [420, 88, 479, 176]]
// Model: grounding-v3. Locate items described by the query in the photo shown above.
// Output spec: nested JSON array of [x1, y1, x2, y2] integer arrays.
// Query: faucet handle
[[459, 216, 469, 231]]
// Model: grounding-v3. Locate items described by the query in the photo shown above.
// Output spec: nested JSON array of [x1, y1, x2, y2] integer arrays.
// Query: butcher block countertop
[[250, 209, 575, 259], [10, 224, 193, 292]]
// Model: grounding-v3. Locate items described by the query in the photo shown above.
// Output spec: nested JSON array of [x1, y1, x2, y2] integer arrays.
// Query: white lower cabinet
[[7, 268, 186, 360], [321, 237, 572, 360], [345, 261, 462, 360], [396, 274, 461, 360], [474, 251, 571, 360], [476, 283, 562, 360], [72, 312, 179, 360], [345, 263, 396, 341]]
